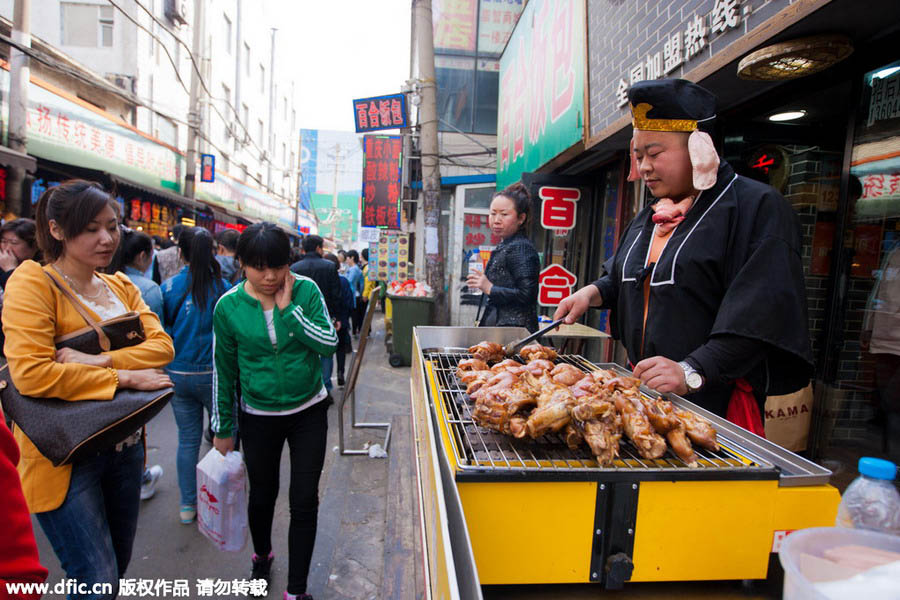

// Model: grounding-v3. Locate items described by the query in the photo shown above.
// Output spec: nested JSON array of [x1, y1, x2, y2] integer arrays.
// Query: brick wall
[[587, 0, 792, 139], [786, 147, 877, 442]]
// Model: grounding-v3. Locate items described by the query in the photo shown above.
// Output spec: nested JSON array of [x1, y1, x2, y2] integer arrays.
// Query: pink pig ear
[[627, 139, 640, 182], [688, 130, 719, 190]]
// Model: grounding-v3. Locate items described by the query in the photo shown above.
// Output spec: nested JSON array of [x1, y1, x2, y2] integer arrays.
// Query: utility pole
[[266, 28, 277, 193], [6, 0, 31, 216], [184, 0, 205, 198], [413, 0, 445, 322], [329, 143, 342, 215]]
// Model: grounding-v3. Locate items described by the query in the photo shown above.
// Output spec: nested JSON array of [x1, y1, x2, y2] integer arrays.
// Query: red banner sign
[[538, 264, 577, 307], [362, 135, 402, 229]]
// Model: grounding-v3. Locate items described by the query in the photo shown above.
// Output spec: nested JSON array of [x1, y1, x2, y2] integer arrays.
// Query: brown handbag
[[0, 270, 173, 466]]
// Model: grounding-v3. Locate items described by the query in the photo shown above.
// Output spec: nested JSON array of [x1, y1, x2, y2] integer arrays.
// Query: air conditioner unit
[[165, 0, 189, 26]]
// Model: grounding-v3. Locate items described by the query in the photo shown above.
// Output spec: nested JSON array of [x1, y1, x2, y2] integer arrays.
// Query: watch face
[[686, 372, 702, 389]]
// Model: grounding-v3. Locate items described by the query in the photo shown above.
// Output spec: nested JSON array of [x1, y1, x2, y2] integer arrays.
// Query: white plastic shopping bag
[[196, 448, 248, 552]]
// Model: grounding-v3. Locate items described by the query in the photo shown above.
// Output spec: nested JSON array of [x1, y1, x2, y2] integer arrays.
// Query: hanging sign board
[[352, 94, 408, 133]]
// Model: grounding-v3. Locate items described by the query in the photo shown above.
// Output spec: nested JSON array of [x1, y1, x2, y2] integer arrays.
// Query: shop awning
[[0, 146, 37, 173], [107, 174, 207, 212]]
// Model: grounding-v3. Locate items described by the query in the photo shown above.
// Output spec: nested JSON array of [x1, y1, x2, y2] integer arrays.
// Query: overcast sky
[[280, 0, 412, 133]]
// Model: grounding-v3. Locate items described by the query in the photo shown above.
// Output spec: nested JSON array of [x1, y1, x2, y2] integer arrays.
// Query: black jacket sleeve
[[685, 334, 767, 386], [325, 267, 341, 320], [488, 242, 539, 308]]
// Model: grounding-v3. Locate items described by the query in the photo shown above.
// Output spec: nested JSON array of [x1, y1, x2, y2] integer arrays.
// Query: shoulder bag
[[0, 270, 173, 466]]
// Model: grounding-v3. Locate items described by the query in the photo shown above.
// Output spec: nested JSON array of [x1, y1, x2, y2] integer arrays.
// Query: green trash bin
[[387, 293, 435, 367]]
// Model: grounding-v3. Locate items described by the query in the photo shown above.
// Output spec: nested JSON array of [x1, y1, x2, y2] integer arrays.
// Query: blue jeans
[[168, 370, 213, 507], [320, 356, 333, 392], [36, 442, 144, 600]]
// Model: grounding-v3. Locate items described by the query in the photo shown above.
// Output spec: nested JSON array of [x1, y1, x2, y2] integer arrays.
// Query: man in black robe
[[554, 79, 813, 417]]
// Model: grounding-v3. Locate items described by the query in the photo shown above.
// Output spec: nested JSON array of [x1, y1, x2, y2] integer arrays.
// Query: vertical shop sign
[[200, 154, 215, 182], [361, 135, 402, 229], [538, 264, 577, 307], [497, 0, 585, 189], [539, 186, 579, 233], [433, 0, 478, 53]]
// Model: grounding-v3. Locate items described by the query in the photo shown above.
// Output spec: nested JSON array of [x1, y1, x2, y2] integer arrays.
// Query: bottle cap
[[858, 457, 897, 480]]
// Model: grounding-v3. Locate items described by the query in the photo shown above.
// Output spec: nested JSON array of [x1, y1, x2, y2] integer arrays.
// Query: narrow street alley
[[31, 314, 422, 600]]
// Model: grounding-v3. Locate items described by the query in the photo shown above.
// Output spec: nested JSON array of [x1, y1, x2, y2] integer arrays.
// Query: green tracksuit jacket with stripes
[[211, 273, 338, 437]]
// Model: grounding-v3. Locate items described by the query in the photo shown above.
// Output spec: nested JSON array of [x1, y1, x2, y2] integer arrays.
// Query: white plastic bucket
[[779, 526, 900, 600]]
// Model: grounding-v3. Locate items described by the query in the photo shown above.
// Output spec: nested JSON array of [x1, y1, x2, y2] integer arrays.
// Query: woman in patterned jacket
[[466, 182, 540, 332]]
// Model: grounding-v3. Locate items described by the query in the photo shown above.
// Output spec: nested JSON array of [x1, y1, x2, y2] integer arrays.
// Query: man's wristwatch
[[678, 361, 705, 393]]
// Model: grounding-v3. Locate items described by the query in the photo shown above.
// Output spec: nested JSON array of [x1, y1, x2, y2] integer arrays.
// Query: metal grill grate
[[424, 351, 775, 479]]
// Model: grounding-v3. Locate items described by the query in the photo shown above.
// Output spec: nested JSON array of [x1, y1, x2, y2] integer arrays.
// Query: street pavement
[[31, 314, 420, 600]]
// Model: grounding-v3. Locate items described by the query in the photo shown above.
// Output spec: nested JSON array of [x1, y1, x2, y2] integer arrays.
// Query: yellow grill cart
[[409, 327, 840, 599]]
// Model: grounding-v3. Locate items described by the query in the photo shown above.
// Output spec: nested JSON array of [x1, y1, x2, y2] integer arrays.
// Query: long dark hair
[[178, 227, 222, 308], [35, 180, 116, 262], [492, 181, 532, 232]]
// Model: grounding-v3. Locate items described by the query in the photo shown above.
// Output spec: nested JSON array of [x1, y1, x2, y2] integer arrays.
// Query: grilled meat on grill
[[570, 394, 623, 466], [638, 397, 697, 466], [674, 407, 719, 451], [491, 359, 525, 373], [613, 394, 667, 459], [665, 425, 698, 466], [460, 370, 494, 394], [525, 376, 575, 438], [457, 358, 489, 373], [458, 343, 717, 466], [468, 341, 505, 363], [522, 359, 554, 376], [564, 422, 584, 450], [580, 416, 623, 467], [550, 363, 586, 387], [519, 343, 558, 362], [570, 375, 600, 398]]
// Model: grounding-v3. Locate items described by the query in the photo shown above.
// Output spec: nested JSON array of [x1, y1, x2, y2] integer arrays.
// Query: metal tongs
[[503, 318, 565, 357]]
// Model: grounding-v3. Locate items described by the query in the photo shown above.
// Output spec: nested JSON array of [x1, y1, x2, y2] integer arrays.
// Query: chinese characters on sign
[[860, 173, 900, 200], [433, 0, 478, 53], [478, 0, 525, 55], [26, 101, 180, 181], [352, 94, 408, 133], [497, 0, 585, 188], [538, 264, 577, 307], [867, 70, 900, 126], [361, 135, 402, 229], [614, 0, 743, 107], [539, 186, 580, 234]]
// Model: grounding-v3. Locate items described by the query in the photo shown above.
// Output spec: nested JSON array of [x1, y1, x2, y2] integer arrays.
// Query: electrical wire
[[0, 19, 297, 204], [106, 0, 294, 179], [124, 0, 276, 162]]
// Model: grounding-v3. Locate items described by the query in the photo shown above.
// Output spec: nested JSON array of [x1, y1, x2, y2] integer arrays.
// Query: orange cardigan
[[1, 260, 174, 513]]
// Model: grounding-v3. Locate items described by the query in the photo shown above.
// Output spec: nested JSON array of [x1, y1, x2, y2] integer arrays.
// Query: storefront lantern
[[538, 264, 577, 307], [539, 186, 580, 233]]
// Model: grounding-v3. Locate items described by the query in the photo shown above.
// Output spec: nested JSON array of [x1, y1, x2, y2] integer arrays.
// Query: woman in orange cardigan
[[2, 180, 174, 600]]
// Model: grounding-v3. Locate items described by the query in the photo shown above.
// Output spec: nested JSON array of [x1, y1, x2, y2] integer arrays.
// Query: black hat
[[628, 79, 717, 133]]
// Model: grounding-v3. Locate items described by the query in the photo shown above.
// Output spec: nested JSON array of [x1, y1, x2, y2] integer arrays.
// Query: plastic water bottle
[[835, 457, 900, 535]]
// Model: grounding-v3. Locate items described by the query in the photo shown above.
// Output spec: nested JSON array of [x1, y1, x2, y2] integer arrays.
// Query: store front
[[498, 0, 900, 463]]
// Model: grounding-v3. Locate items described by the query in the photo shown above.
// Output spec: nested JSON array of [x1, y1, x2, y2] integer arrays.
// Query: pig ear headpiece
[[627, 80, 721, 190]]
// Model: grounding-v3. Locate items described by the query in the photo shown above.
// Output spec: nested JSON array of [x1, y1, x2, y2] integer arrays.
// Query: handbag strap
[[44, 270, 112, 352]]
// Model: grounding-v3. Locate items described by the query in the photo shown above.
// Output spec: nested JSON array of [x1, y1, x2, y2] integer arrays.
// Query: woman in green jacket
[[212, 222, 337, 600]]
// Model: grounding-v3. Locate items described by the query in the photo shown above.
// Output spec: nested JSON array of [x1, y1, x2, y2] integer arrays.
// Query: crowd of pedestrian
[[0, 180, 366, 600]]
